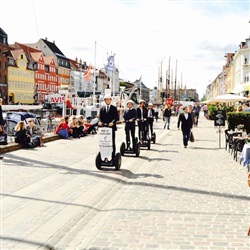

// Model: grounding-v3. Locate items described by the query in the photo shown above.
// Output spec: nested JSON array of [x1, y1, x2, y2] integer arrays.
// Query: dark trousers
[[154, 112, 159, 122], [112, 129, 116, 158], [147, 118, 154, 136], [182, 128, 191, 146], [125, 125, 136, 149], [138, 121, 148, 141]]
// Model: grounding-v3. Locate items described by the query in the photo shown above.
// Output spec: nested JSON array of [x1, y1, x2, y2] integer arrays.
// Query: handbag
[[190, 131, 195, 142]]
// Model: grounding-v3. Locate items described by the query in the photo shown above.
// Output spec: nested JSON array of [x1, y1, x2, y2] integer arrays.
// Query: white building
[[232, 36, 250, 96]]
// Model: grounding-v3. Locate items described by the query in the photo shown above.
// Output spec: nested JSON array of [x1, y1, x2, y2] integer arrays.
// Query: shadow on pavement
[[0, 236, 54, 250], [190, 147, 218, 150], [149, 148, 179, 153], [1, 193, 248, 217], [3, 154, 250, 202]]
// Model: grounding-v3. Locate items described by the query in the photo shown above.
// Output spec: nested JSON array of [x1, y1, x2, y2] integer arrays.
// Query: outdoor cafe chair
[[233, 138, 246, 162]]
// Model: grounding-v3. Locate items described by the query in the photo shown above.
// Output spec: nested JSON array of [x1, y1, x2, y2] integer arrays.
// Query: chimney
[[45, 37, 47, 40]]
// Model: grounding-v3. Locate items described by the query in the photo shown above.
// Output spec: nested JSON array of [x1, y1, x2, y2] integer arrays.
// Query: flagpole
[[93, 41, 96, 106], [140, 83, 141, 98], [113, 54, 115, 98], [167, 57, 171, 98], [174, 59, 177, 101]]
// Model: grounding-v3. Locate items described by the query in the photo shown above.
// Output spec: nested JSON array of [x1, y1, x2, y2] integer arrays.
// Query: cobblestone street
[[1, 116, 249, 249]]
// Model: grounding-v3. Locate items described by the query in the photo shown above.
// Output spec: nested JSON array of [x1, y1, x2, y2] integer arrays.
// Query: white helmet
[[148, 103, 153, 106], [104, 94, 112, 100], [126, 100, 134, 105], [139, 99, 145, 103]]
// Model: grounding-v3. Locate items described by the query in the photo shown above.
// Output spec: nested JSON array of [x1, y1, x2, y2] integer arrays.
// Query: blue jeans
[[164, 117, 170, 129]]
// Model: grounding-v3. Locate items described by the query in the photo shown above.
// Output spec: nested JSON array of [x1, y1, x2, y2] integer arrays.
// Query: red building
[[13, 43, 58, 102]]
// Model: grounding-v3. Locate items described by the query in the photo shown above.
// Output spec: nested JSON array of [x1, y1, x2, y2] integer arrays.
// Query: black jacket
[[147, 108, 155, 120], [137, 106, 148, 121], [163, 108, 172, 118], [123, 108, 137, 127], [177, 113, 193, 131], [0, 105, 3, 126], [99, 105, 118, 131], [15, 129, 30, 145]]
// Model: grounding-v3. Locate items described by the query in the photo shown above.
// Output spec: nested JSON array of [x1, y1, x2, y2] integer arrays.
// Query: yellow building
[[8, 49, 34, 104]]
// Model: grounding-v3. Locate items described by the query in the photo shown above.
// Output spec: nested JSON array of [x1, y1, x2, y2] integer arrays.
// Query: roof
[[14, 43, 41, 61], [0, 27, 7, 37], [11, 49, 24, 60], [42, 39, 66, 58], [30, 52, 44, 62], [43, 56, 55, 65], [0, 28, 8, 45]]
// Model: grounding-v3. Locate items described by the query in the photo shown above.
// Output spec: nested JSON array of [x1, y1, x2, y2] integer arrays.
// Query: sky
[[0, 0, 250, 99]]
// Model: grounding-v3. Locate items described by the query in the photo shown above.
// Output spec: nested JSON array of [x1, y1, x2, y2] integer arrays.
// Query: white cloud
[[0, 0, 249, 98]]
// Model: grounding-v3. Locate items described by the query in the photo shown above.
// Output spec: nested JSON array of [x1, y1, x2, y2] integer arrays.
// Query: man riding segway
[[96, 94, 121, 169], [124, 100, 137, 151], [120, 100, 140, 157], [137, 99, 150, 149], [147, 102, 156, 143]]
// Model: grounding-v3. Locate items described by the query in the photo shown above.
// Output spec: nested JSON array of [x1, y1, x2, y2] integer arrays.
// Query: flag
[[83, 65, 92, 82], [105, 55, 114, 72], [135, 75, 142, 88]]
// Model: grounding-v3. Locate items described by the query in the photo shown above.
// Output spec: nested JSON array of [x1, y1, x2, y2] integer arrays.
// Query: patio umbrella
[[210, 94, 250, 103]]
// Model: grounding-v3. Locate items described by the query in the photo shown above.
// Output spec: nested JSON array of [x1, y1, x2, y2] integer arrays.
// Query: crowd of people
[[55, 115, 98, 139]]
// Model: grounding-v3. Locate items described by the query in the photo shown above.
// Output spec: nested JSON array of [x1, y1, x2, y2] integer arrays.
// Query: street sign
[[214, 110, 226, 149], [214, 110, 226, 127]]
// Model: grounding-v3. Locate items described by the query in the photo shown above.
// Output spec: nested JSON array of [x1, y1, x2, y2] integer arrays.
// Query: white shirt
[[106, 105, 110, 113], [184, 113, 188, 120]]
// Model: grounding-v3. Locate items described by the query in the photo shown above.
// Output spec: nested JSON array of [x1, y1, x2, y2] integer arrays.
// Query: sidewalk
[[1, 115, 249, 249]]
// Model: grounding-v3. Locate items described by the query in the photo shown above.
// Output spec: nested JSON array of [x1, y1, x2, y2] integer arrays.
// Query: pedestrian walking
[[153, 104, 159, 122], [193, 102, 201, 127], [177, 106, 193, 148], [163, 104, 172, 129], [0, 98, 5, 159]]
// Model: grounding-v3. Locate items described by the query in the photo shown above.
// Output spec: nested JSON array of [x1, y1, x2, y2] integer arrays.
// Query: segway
[[120, 137, 140, 157], [138, 120, 151, 150], [150, 132, 156, 144], [95, 125, 121, 170]]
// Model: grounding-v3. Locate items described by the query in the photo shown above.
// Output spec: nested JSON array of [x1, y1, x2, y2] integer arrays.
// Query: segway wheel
[[120, 142, 126, 156], [147, 139, 151, 150], [153, 133, 156, 144], [114, 153, 122, 170], [95, 153, 102, 170], [135, 143, 140, 157]]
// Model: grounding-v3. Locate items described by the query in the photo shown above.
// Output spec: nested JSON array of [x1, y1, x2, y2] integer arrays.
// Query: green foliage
[[227, 112, 250, 133], [119, 81, 126, 86]]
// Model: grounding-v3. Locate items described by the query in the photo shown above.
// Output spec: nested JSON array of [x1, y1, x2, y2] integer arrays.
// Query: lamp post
[[158, 57, 165, 103]]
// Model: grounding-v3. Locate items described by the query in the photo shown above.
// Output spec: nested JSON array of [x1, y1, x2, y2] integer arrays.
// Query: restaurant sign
[[214, 110, 226, 126]]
